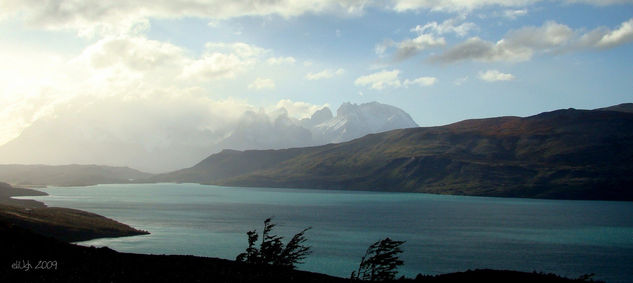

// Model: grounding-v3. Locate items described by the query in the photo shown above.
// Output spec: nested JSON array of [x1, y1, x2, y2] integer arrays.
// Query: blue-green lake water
[[22, 183, 633, 282]]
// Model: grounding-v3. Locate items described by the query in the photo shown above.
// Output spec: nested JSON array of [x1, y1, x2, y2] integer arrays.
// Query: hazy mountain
[[154, 105, 633, 201], [0, 102, 417, 173], [0, 164, 151, 187]]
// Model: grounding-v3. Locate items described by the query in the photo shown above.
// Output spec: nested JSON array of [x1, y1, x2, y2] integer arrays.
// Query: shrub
[[236, 218, 311, 269], [351, 237, 405, 281]]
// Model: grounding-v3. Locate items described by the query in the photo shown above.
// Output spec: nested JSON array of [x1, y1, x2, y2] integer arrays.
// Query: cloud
[[377, 32, 446, 61], [378, 16, 476, 61], [248, 78, 276, 90], [181, 42, 266, 81], [0, 34, 297, 148], [355, 69, 402, 90], [267, 56, 296, 65], [432, 18, 633, 63], [2, 0, 631, 36], [503, 9, 528, 19], [0, 0, 371, 36], [404, 76, 438, 87], [84, 36, 186, 74], [395, 34, 447, 60], [431, 21, 574, 63], [274, 99, 328, 119], [305, 68, 345, 80], [355, 69, 436, 90], [479, 70, 515, 82], [581, 18, 633, 49], [391, 0, 540, 13], [390, 0, 632, 13], [411, 17, 477, 37]]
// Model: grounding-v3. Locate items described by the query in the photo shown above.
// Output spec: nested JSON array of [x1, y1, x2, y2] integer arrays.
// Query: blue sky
[[1, 0, 632, 145]]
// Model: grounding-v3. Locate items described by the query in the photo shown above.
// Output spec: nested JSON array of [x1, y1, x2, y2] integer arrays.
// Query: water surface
[[23, 183, 633, 282]]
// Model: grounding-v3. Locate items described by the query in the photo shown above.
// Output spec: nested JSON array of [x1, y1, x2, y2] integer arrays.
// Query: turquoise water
[[23, 183, 633, 282]]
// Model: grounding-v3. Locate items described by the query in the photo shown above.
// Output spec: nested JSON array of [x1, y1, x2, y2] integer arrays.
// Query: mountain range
[[0, 102, 417, 173], [153, 103, 633, 201]]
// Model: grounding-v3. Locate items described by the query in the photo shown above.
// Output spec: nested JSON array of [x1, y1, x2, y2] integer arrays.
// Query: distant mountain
[[0, 164, 152, 187], [0, 102, 417, 173], [311, 102, 418, 143], [154, 106, 633, 201]]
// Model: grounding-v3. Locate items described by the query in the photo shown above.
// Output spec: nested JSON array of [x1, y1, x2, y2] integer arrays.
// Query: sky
[[1, 0, 633, 146]]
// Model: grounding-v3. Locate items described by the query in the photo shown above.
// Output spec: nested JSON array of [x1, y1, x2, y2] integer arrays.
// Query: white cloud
[[0, 34, 297, 147], [584, 18, 633, 49], [267, 56, 296, 65], [390, 0, 632, 13], [378, 16, 476, 61], [355, 69, 402, 90], [479, 70, 515, 82], [377, 33, 446, 61], [431, 21, 573, 63], [503, 9, 528, 19], [432, 18, 633, 63], [395, 34, 447, 60], [1, 0, 631, 37], [181, 42, 266, 81], [274, 99, 328, 119], [404, 76, 438, 87], [411, 17, 477, 37], [305, 68, 345, 80], [248, 78, 276, 90], [355, 70, 436, 90], [391, 0, 541, 13], [0, 0, 370, 36], [506, 21, 574, 48]]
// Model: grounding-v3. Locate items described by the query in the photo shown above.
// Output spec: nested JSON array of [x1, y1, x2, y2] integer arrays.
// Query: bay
[[22, 183, 633, 283]]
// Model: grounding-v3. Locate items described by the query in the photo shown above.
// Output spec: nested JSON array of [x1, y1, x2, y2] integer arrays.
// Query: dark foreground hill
[[154, 106, 633, 201], [0, 182, 148, 242], [0, 222, 599, 283], [0, 164, 152, 187]]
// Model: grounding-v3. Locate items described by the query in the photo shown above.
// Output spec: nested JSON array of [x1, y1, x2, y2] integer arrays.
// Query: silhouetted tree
[[236, 218, 312, 269], [351, 237, 405, 281], [235, 230, 259, 264]]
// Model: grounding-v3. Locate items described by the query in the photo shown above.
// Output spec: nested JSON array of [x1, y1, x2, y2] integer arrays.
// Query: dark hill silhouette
[[153, 106, 633, 201], [0, 182, 148, 242]]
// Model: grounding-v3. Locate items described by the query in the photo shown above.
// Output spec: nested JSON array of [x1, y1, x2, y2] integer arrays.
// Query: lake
[[22, 183, 633, 282]]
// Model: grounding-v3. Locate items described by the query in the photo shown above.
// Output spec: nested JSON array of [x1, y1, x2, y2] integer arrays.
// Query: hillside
[[0, 164, 152, 187], [154, 107, 633, 201]]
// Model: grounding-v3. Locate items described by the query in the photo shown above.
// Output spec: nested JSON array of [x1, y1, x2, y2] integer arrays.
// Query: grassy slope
[[155, 108, 633, 200]]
